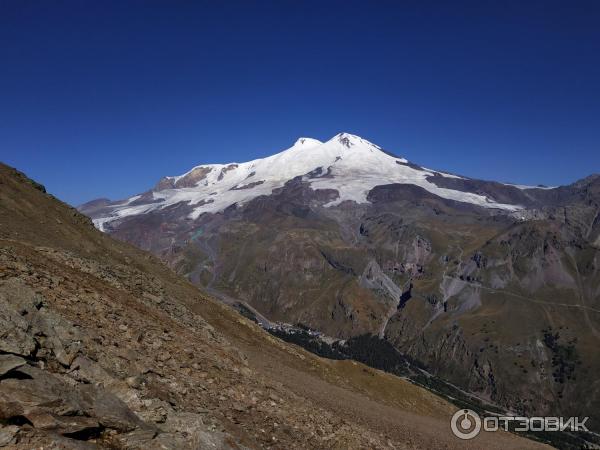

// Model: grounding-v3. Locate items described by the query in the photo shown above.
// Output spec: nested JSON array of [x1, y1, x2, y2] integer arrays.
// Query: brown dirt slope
[[0, 163, 549, 449]]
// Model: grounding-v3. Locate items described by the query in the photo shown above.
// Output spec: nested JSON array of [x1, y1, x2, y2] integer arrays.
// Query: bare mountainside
[[0, 164, 553, 449], [80, 134, 600, 437]]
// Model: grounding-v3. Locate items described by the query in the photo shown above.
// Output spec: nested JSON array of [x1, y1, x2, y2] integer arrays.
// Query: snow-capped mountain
[[86, 132, 526, 230], [77, 134, 600, 428]]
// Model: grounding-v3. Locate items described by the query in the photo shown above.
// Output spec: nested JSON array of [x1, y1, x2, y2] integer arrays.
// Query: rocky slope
[[1, 164, 554, 448], [79, 134, 600, 437]]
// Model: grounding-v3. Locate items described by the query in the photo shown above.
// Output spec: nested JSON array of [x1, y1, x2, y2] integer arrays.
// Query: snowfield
[[92, 133, 522, 230]]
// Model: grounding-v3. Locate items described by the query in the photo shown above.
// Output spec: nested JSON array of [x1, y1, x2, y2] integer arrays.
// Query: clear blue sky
[[1, 0, 599, 205]]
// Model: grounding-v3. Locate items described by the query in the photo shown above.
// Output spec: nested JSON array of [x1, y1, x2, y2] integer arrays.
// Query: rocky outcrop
[[0, 277, 229, 449]]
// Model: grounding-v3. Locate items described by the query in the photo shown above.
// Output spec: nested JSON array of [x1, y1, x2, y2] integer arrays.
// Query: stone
[[26, 411, 101, 436], [125, 375, 143, 389], [0, 364, 151, 437], [0, 366, 86, 420], [32, 308, 83, 367], [0, 425, 18, 447], [157, 351, 171, 362], [0, 279, 82, 366], [78, 383, 147, 432], [0, 354, 26, 376], [161, 411, 206, 434], [108, 428, 157, 449], [69, 355, 116, 387], [0, 288, 37, 357]]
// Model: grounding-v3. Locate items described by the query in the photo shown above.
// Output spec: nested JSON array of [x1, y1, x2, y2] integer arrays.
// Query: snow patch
[[504, 183, 556, 190]]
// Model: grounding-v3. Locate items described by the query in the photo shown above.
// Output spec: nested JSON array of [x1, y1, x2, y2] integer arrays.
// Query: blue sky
[[1, 0, 599, 205]]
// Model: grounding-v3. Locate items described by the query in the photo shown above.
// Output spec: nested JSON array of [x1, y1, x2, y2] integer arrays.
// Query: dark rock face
[[230, 180, 265, 190], [426, 172, 600, 212], [366, 183, 488, 214], [425, 174, 542, 208], [173, 166, 212, 189]]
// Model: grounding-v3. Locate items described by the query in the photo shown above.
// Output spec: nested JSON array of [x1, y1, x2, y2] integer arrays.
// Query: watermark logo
[[451, 409, 482, 440], [450, 409, 590, 440]]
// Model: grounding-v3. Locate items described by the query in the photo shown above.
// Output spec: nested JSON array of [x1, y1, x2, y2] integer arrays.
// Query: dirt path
[[442, 274, 600, 315]]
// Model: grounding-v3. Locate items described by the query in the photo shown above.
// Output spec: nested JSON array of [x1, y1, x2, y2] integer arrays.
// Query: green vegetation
[[542, 327, 582, 385], [267, 325, 599, 450]]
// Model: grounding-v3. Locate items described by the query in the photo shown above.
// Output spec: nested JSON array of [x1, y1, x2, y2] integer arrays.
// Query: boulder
[[0, 354, 26, 376], [0, 364, 151, 437], [0, 425, 19, 447]]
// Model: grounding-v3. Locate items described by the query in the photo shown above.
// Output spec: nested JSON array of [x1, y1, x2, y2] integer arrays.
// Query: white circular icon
[[451, 409, 482, 440]]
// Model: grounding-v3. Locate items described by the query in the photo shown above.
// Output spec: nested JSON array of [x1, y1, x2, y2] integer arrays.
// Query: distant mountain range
[[80, 133, 600, 435]]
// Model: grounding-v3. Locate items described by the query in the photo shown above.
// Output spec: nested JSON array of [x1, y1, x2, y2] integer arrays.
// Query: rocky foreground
[[0, 163, 548, 449]]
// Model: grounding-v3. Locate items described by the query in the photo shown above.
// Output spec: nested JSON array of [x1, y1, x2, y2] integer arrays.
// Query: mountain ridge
[[82, 132, 568, 231]]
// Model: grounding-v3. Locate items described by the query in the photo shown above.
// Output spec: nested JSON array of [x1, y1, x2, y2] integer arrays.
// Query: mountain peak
[[329, 132, 365, 147], [293, 137, 322, 148], [83, 134, 526, 230], [292, 133, 376, 151]]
